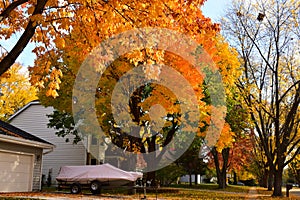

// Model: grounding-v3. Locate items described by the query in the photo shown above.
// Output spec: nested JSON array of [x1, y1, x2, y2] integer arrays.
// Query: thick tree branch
[[278, 80, 300, 104], [285, 146, 300, 167], [0, 0, 48, 76], [0, 0, 28, 22]]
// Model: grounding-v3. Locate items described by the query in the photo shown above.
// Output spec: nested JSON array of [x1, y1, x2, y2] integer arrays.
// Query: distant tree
[[289, 155, 300, 185], [0, 63, 36, 120], [176, 137, 208, 186], [196, 37, 243, 189], [209, 129, 253, 189], [207, 86, 250, 189], [230, 131, 255, 185], [249, 135, 270, 188], [156, 164, 185, 186]]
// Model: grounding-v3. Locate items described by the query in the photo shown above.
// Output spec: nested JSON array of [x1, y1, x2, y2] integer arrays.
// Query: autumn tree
[[230, 131, 255, 184], [0, 63, 36, 120], [207, 97, 251, 189], [197, 36, 247, 189], [222, 0, 300, 196], [208, 132, 254, 188], [21, 0, 241, 185]]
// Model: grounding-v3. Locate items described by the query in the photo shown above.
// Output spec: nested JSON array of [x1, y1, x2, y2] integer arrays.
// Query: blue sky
[[2, 0, 229, 68], [202, 0, 228, 22]]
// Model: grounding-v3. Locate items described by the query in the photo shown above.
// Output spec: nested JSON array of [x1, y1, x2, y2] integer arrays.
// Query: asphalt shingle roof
[[0, 120, 52, 145]]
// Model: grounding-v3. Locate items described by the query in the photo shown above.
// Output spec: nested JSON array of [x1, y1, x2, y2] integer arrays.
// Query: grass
[[144, 189, 297, 200], [170, 183, 250, 193], [0, 184, 298, 199]]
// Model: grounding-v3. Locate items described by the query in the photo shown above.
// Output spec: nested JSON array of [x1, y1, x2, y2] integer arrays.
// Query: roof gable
[[0, 120, 53, 145], [8, 100, 40, 121]]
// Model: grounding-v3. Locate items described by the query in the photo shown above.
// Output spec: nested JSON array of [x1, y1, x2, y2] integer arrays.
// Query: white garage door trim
[[0, 149, 34, 192]]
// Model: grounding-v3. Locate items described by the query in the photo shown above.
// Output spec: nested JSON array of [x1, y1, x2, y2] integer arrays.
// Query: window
[[91, 135, 98, 145]]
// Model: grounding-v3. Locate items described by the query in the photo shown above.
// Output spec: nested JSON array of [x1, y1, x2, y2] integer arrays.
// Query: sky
[[202, 0, 229, 22], [2, 0, 229, 68]]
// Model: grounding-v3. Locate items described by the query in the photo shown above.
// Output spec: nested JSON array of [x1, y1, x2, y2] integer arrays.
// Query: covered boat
[[56, 163, 143, 194]]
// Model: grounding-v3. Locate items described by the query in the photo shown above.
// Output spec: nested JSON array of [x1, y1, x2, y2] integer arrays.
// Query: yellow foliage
[[215, 123, 235, 152], [0, 64, 37, 120]]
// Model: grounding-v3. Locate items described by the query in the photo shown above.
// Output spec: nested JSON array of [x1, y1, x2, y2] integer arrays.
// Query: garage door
[[0, 151, 33, 192]]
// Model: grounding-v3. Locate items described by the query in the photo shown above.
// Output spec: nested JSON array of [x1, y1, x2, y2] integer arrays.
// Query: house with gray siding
[[9, 101, 93, 185], [9, 101, 123, 185]]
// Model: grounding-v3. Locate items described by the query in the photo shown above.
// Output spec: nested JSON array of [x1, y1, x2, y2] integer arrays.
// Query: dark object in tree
[[236, 11, 243, 17], [257, 13, 265, 21]]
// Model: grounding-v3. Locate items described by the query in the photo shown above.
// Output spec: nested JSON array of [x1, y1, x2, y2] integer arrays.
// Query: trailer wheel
[[90, 180, 101, 194], [70, 183, 81, 194]]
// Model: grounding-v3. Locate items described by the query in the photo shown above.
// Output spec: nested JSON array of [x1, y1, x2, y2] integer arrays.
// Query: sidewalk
[[285, 187, 300, 199]]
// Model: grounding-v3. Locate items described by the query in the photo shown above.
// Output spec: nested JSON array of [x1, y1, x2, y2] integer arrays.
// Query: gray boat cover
[[56, 163, 143, 182]]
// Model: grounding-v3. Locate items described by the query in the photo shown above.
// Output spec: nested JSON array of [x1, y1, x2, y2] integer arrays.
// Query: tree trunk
[[189, 173, 192, 186], [260, 169, 268, 188], [233, 171, 237, 185], [217, 159, 227, 189], [216, 169, 227, 189], [211, 148, 221, 186], [268, 170, 273, 191], [272, 169, 283, 197], [144, 135, 157, 187], [218, 170, 227, 189], [146, 171, 156, 186], [220, 148, 229, 189], [195, 174, 198, 185], [211, 147, 229, 189]]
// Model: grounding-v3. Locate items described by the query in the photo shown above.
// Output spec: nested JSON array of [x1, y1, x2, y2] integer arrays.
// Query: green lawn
[[0, 184, 297, 199], [143, 189, 295, 200], [138, 184, 287, 200], [170, 183, 250, 193]]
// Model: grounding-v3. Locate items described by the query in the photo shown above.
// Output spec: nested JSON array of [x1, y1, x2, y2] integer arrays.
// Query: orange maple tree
[[2, 0, 241, 183]]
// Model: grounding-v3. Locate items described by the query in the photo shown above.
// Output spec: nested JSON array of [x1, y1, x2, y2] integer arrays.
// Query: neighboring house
[[0, 120, 54, 192], [180, 174, 206, 184], [9, 101, 105, 185]]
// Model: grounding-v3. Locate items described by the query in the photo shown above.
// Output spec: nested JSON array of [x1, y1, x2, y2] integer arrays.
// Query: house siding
[[0, 141, 43, 191], [10, 104, 87, 184]]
